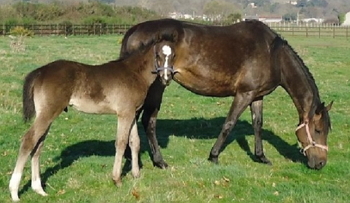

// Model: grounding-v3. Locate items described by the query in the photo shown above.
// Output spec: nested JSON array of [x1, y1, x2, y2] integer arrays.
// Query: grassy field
[[0, 34, 349, 203]]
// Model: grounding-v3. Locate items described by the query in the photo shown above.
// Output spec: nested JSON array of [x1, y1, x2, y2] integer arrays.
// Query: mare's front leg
[[141, 79, 168, 168], [112, 114, 136, 186], [250, 98, 271, 165], [208, 92, 255, 163]]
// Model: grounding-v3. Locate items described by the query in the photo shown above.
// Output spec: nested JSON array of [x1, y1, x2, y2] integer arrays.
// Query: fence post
[[333, 26, 335, 38], [347, 26, 349, 40], [306, 26, 308, 37], [318, 26, 320, 38]]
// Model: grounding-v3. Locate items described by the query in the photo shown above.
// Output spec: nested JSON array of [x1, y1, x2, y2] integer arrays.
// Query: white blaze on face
[[162, 45, 172, 80]]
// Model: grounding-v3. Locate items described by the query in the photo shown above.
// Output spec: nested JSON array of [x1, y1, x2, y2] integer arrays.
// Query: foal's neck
[[124, 46, 157, 84]]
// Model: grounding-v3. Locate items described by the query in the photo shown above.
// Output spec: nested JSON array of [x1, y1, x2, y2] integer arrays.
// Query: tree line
[[0, 1, 162, 26], [1, 0, 349, 26]]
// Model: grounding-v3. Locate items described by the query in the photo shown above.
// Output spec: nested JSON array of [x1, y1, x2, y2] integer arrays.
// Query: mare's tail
[[23, 69, 39, 122]]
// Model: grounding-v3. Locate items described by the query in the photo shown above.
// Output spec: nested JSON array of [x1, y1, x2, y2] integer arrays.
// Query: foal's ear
[[154, 32, 162, 43], [172, 30, 179, 42]]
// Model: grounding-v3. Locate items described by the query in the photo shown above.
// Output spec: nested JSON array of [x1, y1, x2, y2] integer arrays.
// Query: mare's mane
[[274, 36, 331, 130], [275, 36, 320, 99]]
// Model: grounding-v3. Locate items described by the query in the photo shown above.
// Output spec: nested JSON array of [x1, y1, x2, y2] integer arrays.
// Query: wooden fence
[[1, 23, 349, 38], [268, 24, 350, 38], [0, 24, 133, 36]]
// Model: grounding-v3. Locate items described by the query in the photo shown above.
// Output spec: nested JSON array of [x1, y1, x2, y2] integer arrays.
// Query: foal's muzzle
[[152, 66, 177, 86]]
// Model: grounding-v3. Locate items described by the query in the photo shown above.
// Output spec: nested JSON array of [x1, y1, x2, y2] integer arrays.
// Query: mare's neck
[[281, 48, 321, 123]]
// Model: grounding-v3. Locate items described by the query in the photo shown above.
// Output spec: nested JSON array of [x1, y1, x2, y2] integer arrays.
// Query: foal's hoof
[[208, 154, 219, 164], [113, 179, 122, 187], [132, 170, 140, 178], [10, 193, 20, 202]]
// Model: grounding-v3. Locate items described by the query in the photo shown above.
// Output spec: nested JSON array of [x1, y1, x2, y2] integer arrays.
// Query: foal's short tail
[[23, 69, 39, 122]]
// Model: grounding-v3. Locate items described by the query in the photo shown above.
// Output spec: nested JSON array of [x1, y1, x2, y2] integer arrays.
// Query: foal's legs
[[129, 119, 141, 178], [112, 115, 137, 186], [9, 115, 52, 201], [250, 98, 271, 165], [31, 127, 50, 196], [208, 92, 254, 163]]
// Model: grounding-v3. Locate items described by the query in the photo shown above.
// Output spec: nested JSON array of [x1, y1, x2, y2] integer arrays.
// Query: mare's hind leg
[[141, 79, 168, 168], [112, 114, 135, 186], [129, 120, 140, 178], [208, 92, 254, 163], [250, 98, 271, 165], [9, 115, 52, 201]]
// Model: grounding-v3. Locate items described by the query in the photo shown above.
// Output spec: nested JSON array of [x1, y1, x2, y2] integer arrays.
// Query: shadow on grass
[[19, 117, 305, 197]]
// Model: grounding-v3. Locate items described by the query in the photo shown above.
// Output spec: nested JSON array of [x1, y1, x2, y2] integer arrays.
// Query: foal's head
[[152, 40, 176, 86], [296, 102, 333, 170]]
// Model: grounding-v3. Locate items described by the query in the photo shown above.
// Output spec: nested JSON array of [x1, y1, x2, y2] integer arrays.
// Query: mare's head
[[152, 40, 176, 86], [296, 101, 333, 170]]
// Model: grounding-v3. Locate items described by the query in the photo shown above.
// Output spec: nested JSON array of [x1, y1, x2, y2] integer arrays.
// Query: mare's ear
[[315, 102, 325, 115], [315, 101, 333, 116], [326, 101, 333, 111]]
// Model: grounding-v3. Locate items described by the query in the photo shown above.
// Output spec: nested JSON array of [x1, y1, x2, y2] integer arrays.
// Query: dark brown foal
[[9, 40, 176, 201]]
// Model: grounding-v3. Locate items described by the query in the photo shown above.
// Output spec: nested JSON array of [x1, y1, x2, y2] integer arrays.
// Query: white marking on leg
[[32, 178, 47, 196], [9, 172, 22, 201], [129, 121, 140, 178]]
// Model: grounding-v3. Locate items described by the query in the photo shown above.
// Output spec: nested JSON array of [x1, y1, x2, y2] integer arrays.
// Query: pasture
[[0, 34, 349, 202]]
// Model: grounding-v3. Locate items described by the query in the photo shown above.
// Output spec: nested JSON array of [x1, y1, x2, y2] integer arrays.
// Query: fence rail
[[1, 23, 349, 38], [1, 24, 133, 36], [269, 24, 350, 38]]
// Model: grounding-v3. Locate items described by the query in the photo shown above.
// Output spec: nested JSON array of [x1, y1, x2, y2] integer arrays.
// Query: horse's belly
[[69, 97, 115, 114], [174, 75, 236, 97]]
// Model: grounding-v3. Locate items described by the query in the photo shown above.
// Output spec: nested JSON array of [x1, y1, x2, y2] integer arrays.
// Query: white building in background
[[342, 11, 350, 26], [302, 18, 324, 23]]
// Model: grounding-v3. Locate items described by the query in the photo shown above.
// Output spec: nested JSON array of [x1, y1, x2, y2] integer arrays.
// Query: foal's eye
[[315, 129, 321, 134]]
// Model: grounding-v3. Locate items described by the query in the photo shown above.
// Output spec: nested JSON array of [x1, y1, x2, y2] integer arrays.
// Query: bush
[[9, 26, 34, 37]]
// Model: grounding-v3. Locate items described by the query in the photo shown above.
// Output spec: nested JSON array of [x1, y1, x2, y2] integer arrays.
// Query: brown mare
[[120, 19, 333, 170], [9, 39, 176, 201]]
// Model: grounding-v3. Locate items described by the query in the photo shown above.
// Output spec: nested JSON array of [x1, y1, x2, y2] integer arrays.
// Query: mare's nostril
[[316, 161, 325, 170]]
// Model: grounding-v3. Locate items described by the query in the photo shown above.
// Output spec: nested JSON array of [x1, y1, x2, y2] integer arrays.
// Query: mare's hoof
[[208, 154, 219, 164], [256, 155, 272, 165], [154, 161, 168, 169]]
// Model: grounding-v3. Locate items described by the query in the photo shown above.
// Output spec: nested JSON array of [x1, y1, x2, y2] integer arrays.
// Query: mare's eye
[[315, 129, 321, 134]]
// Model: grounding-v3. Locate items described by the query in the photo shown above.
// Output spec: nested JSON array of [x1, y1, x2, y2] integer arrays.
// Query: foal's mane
[[123, 32, 178, 60], [112, 39, 161, 64], [114, 42, 153, 63]]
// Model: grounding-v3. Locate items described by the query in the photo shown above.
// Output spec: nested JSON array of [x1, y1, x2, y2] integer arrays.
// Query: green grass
[[0, 35, 349, 203]]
